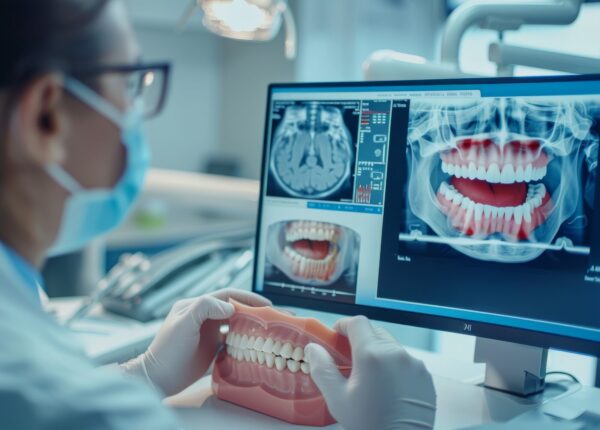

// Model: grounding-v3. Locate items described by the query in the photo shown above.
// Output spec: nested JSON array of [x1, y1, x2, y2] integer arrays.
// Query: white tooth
[[250, 349, 258, 362], [487, 164, 501, 183], [248, 336, 255, 349], [468, 162, 477, 179], [262, 338, 274, 354], [272, 341, 282, 355], [474, 204, 483, 221], [533, 196, 542, 208], [539, 183, 548, 197], [464, 203, 474, 225], [236, 349, 244, 361], [452, 193, 463, 205], [243, 349, 251, 362], [442, 161, 448, 173], [240, 335, 249, 349], [523, 202, 532, 223], [514, 205, 523, 224], [444, 186, 454, 200], [500, 164, 516, 184], [515, 165, 524, 182], [504, 207, 514, 221], [233, 333, 241, 347], [447, 164, 455, 175], [254, 337, 265, 351], [280, 343, 294, 359], [483, 205, 492, 219], [461, 165, 469, 178], [301, 362, 310, 374], [275, 356, 286, 371], [476, 165, 487, 180], [524, 164, 533, 182], [226, 345, 232, 355], [498, 207, 506, 218], [257, 350, 265, 364], [226, 333, 233, 345], [491, 206, 499, 218], [540, 166, 547, 179], [292, 346, 304, 361], [265, 353, 275, 368], [460, 198, 471, 210], [287, 360, 300, 373]]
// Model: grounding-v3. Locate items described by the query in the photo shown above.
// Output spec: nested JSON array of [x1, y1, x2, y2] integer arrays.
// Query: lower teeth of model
[[226, 332, 310, 374]]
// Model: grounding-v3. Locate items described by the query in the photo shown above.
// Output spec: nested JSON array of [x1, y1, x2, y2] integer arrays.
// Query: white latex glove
[[121, 288, 271, 397], [305, 316, 437, 430]]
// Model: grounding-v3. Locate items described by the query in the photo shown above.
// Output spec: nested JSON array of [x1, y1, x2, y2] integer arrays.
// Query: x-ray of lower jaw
[[404, 97, 600, 263], [267, 101, 357, 201], [264, 221, 360, 295]]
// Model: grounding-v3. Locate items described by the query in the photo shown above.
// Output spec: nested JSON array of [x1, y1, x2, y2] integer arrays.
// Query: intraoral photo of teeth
[[264, 220, 360, 301], [266, 101, 358, 201], [403, 97, 600, 264]]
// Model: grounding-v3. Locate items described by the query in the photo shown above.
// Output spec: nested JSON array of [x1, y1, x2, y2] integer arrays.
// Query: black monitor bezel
[[252, 74, 600, 357]]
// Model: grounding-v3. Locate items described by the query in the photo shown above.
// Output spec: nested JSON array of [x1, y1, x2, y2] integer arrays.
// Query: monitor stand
[[474, 337, 548, 396]]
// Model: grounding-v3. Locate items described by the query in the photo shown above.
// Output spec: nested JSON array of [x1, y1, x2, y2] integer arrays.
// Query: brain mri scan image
[[267, 101, 357, 201]]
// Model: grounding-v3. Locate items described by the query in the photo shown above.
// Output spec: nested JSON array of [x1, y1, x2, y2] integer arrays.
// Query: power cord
[[546, 371, 580, 384]]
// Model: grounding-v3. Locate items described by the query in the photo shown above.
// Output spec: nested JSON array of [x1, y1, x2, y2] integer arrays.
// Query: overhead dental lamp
[[178, 0, 297, 60]]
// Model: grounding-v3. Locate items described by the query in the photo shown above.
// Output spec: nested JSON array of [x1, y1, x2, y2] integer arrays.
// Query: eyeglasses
[[69, 62, 171, 119]]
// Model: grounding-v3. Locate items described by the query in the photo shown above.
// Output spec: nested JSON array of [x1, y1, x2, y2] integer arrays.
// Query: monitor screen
[[253, 75, 600, 354]]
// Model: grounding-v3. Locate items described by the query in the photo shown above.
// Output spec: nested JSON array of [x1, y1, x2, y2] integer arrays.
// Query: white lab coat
[[0, 246, 179, 429]]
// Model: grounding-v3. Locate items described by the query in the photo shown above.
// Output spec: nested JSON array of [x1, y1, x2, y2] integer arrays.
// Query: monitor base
[[474, 337, 548, 396]]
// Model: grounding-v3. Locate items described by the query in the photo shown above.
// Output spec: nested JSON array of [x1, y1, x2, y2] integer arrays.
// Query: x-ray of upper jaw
[[268, 102, 355, 200], [404, 97, 600, 263]]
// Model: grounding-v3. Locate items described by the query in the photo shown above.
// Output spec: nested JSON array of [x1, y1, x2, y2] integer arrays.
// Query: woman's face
[[61, 0, 141, 189]]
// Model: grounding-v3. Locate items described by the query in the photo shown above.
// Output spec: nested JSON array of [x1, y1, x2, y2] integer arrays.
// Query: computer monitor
[[252, 75, 600, 364]]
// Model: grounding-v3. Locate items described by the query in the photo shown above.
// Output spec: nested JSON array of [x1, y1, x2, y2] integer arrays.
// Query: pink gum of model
[[212, 299, 352, 426]]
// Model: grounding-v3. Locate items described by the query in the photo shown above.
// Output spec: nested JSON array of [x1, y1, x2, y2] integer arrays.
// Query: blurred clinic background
[[43, 0, 600, 383]]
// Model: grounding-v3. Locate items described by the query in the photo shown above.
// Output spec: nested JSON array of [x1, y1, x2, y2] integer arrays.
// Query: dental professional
[[0, 1, 436, 429]]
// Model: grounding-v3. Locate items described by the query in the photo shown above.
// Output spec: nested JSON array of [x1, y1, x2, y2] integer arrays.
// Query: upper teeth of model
[[225, 332, 310, 374]]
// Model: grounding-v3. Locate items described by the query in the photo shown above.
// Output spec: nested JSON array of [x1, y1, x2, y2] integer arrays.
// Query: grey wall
[[135, 26, 223, 172]]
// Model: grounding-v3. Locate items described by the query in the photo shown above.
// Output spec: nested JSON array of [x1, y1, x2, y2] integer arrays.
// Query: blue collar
[[0, 242, 44, 301]]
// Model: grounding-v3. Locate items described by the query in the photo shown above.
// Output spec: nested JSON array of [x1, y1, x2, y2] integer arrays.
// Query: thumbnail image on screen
[[263, 220, 360, 303], [266, 101, 360, 202], [399, 96, 600, 265]]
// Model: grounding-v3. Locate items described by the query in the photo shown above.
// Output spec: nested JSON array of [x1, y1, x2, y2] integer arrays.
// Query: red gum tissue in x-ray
[[212, 300, 352, 426]]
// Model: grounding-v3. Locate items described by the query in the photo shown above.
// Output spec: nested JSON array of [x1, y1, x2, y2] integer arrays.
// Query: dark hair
[[0, 0, 111, 184], [0, 0, 111, 89]]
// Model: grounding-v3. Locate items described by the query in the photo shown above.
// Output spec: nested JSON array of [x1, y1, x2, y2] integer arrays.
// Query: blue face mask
[[47, 77, 150, 256]]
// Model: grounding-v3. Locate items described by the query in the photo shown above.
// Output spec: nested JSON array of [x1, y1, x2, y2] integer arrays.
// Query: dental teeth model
[[212, 300, 352, 426]]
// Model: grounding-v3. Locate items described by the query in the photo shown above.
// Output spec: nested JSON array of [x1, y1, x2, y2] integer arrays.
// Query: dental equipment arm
[[306, 316, 437, 430], [441, 0, 582, 68]]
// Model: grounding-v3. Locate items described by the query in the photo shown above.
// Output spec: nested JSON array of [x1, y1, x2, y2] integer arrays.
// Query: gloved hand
[[121, 288, 271, 397], [305, 316, 436, 430]]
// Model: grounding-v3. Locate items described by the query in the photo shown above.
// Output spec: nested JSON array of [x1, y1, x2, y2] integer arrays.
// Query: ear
[[7, 73, 69, 167]]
